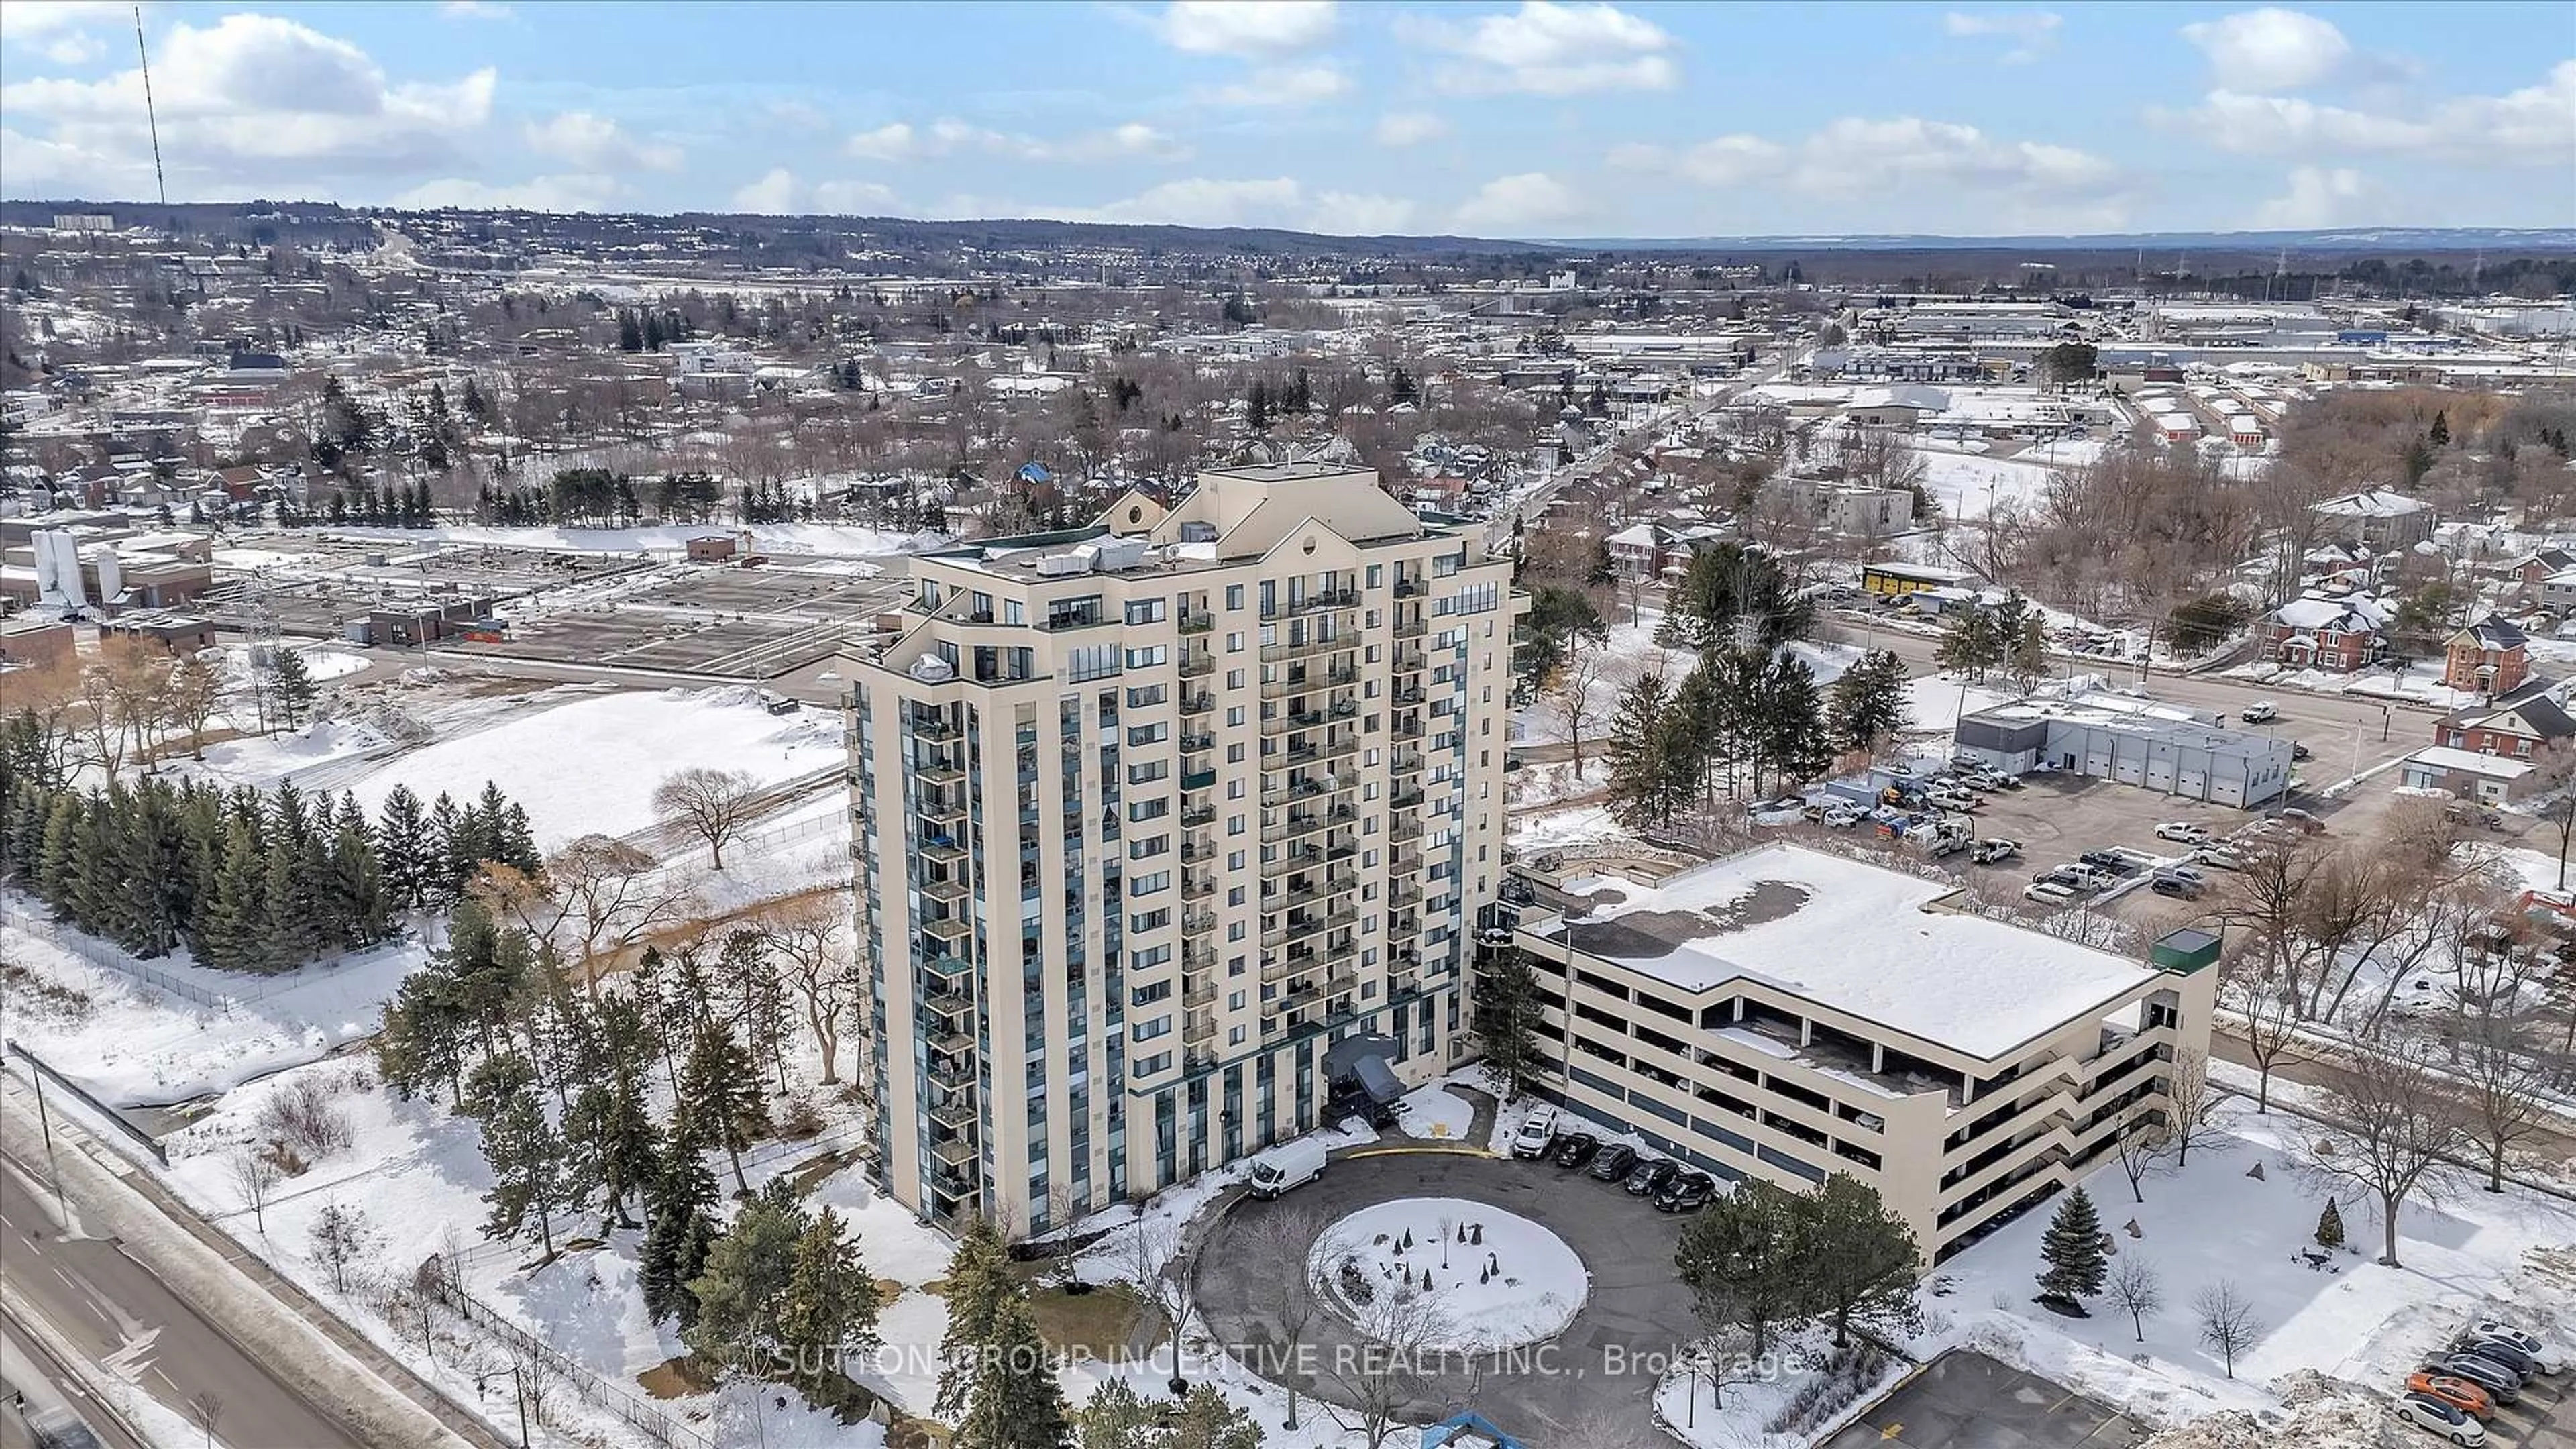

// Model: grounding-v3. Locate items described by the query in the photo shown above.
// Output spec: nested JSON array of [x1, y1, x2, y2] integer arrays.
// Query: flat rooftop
[[1540, 843, 2157, 1060]]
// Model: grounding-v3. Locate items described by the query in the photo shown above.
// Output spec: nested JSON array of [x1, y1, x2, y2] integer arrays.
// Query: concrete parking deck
[[1822, 1351, 2149, 1449]]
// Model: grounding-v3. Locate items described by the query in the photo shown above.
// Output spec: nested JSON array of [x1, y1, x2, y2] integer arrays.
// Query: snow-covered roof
[[1848, 384, 1951, 412], [2273, 594, 2389, 631], [2313, 488, 2430, 519], [2408, 746, 2536, 780], [1541, 843, 2157, 1059]]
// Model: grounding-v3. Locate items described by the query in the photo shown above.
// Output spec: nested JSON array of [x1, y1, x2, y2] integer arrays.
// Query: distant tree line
[[325, 478, 437, 529]]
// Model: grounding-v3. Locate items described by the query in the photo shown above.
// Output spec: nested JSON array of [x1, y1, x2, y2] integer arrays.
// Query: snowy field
[[1914, 447, 2063, 524], [1935, 1097, 2576, 1430], [339, 684, 844, 847], [1511, 610, 1697, 748], [1316, 1199, 1587, 1354]]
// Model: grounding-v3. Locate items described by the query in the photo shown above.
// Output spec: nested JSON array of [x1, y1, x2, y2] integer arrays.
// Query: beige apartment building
[[1502, 843, 2217, 1260], [845, 464, 1521, 1234]]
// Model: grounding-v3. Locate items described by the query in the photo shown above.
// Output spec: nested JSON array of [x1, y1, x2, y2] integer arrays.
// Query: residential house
[[2511, 546, 2576, 590], [2261, 592, 2390, 672], [2538, 566, 2576, 617], [2430, 680, 2575, 762], [2445, 614, 2531, 694], [2310, 490, 2437, 553]]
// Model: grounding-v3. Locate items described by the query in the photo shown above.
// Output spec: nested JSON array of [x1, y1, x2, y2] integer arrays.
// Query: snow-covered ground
[[339, 684, 843, 847], [317, 521, 939, 558], [1510, 610, 1696, 748], [1395, 1084, 1477, 1142], [2227, 659, 2479, 711], [1904, 675, 2016, 735], [1915, 447, 2063, 524], [1316, 1199, 1587, 1354], [1933, 1096, 2576, 1429]]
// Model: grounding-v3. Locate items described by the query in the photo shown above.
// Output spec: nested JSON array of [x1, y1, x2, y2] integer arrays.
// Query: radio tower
[[133, 6, 168, 205]]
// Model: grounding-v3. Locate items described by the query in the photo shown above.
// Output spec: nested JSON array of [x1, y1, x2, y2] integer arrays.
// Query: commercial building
[[1953, 691, 2295, 808], [843, 463, 1521, 1234], [1499, 844, 2217, 1260]]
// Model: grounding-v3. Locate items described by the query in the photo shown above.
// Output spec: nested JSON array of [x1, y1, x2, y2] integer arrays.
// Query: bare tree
[[1323, 1290, 1448, 1449], [2453, 1014, 2553, 1193], [1550, 647, 1607, 779], [651, 767, 762, 871], [2112, 1119, 2176, 1204], [759, 894, 853, 1083], [309, 1200, 376, 1294], [2298, 1038, 2475, 1267], [167, 654, 225, 760], [186, 1390, 224, 1449], [2106, 1257, 2163, 1344], [474, 836, 697, 1000], [2163, 1047, 2222, 1167], [2526, 740, 2576, 892], [2218, 955, 2303, 1114], [2192, 1280, 2262, 1377], [1126, 1216, 1201, 1397], [231, 1148, 280, 1236], [1238, 1207, 1332, 1430]]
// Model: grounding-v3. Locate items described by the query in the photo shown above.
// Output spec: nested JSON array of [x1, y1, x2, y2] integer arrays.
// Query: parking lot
[[2485, 1366, 2576, 1448], [1821, 1351, 2149, 1449]]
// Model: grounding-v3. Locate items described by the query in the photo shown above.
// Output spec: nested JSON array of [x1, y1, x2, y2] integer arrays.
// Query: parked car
[[2151, 875, 2204, 900], [1247, 1139, 1330, 1199], [2450, 1338, 2541, 1381], [1972, 837, 2021, 865], [2155, 822, 2213, 846], [2463, 1322, 2556, 1372], [2194, 847, 2247, 872], [1749, 796, 1806, 817], [1821, 805, 1864, 829], [1654, 1171, 1716, 1213], [2157, 864, 2207, 886], [2405, 1372, 2495, 1421], [2058, 863, 2117, 890], [2078, 850, 2135, 874], [2292, 743, 2312, 760], [2242, 701, 2279, 722], [1623, 1159, 1678, 1197], [2433, 1356, 2522, 1405], [1589, 1144, 1640, 1182], [2394, 1392, 2487, 1445], [2025, 881, 2080, 907], [1551, 1132, 1601, 1170], [1511, 1109, 1559, 1160], [2273, 807, 2326, 835], [1925, 786, 1981, 812]]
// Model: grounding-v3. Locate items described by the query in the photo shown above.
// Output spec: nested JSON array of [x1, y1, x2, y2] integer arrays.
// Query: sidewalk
[[1, 1071, 512, 1449]]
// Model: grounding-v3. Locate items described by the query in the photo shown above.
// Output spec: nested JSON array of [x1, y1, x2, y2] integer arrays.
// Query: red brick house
[[2445, 614, 2531, 694], [2261, 592, 2390, 672], [2433, 682, 2575, 761], [2512, 547, 2576, 589]]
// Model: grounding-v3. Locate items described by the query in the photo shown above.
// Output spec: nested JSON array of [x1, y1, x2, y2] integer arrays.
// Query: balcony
[[1185, 1012, 1216, 1046], [1260, 633, 1357, 664], [1261, 806, 1356, 845], [1182, 767, 1218, 790], [922, 914, 974, 943], [920, 875, 970, 904], [910, 716, 961, 743], [1181, 804, 1216, 827], [1282, 735, 1359, 768], [1184, 979, 1218, 1008], [1180, 692, 1215, 716], [930, 1026, 976, 1057], [1393, 578, 1424, 599], [1390, 817, 1423, 844], [1394, 616, 1428, 640], [1393, 649, 1426, 672], [922, 953, 973, 980], [1183, 910, 1216, 934], [921, 835, 967, 864], [1389, 751, 1425, 775], [917, 757, 967, 786], [1183, 871, 1216, 900], [930, 1133, 979, 1168], [922, 794, 970, 826], [1179, 652, 1215, 678], [1389, 787, 1424, 810], [1391, 714, 1426, 740], [928, 1061, 976, 1092], [1263, 908, 1358, 950], [1179, 614, 1214, 635], [924, 987, 973, 1020], [929, 1094, 977, 1130]]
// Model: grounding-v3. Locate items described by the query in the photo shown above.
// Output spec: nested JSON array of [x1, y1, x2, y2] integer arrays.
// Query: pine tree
[[565, 1066, 660, 1230], [270, 649, 317, 729], [2036, 1186, 2108, 1309], [641, 1146, 722, 1326], [429, 792, 471, 902], [684, 1183, 807, 1375], [2315, 1199, 2344, 1250], [780, 1205, 880, 1383], [377, 967, 471, 1105], [259, 832, 313, 971], [1935, 609, 2004, 682], [678, 1024, 767, 1197], [376, 785, 431, 912], [958, 1294, 1068, 1449], [1826, 649, 1911, 755], [1469, 948, 1549, 1101], [200, 815, 270, 970], [1605, 673, 1684, 829], [1752, 653, 1831, 792], [475, 1065, 571, 1254], [2429, 410, 2450, 446], [934, 1216, 1016, 1421]]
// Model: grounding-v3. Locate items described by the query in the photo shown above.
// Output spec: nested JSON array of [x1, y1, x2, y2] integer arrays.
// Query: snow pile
[[1396, 1084, 1476, 1141], [1316, 1199, 1587, 1353], [341, 685, 844, 847]]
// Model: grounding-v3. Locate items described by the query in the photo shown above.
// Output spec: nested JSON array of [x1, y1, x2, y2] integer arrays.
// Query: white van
[[1246, 1138, 1328, 1199]]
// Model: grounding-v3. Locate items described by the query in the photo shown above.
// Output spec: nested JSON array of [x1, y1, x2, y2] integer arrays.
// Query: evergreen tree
[[270, 649, 317, 729], [641, 1145, 722, 1326], [1244, 380, 1270, 433], [376, 785, 431, 911], [1751, 653, 1831, 793], [429, 791, 471, 901], [2314, 1199, 2344, 1250], [1605, 672, 1682, 829], [1660, 543, 1811, 655], [934, 1216, 1016, 1421], [1468, 948, 1549, 1100], [957, 1295, 1068, 1449], [565, 1066, 660, 1230], [618, 310, 644, 352], [2035, 1186, 2108, 1309], [199, 814, 270, 970], [1800, 1174, 1922, 1348], [1934, 609, 2005, 682], [780, 1204, 881, 1383], [2429, 410, 2450, 446], [679, 1024, 767, 1196], [684, 1182, 807, 1375], [378, 966, 472, 1104], [1826, 649, 1911, 755], [1676, 1177, 1811, 1357], [474, 1061, 572, 1254], [260, 830, 313, 971], [1165, 1387, 1262, 1449]]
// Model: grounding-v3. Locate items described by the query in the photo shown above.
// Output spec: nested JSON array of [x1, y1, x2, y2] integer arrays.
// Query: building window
[[1124, 598, 1167, 625], [1226, 584, 1244, 610]]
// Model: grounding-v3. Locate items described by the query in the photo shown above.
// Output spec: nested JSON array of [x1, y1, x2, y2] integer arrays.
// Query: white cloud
[[732, 168, 800, 214], [394, 173, 619, 212], [2252, 165, 2376, 228], [1373, 111, 1450, 146], [437, 1, 515, 18], [812, 179, 901, 214], [1451, 172, 1585, 231], [37, 30, 104, 64], [2179, 8, 2351, 91], [526, 111, 682, 172], [1202, 62, 1352, 107], [1157, 1, 1337, 58], [1611, 116, 2123, 210], [0, 2, 125, 38], [1, 13, 494, 193], [1941, 11, 2062, 63], [1404, 1, 1678, 97], [766, 99, 830, 131], [846, 117, 1191, 164], [1051, 176, 1407, 234], [2155, 60, 2575, 164]]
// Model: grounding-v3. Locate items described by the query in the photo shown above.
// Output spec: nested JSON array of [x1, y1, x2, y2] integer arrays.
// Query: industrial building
[[1499, 845, 2218, 1259], [841, 463, 1521, 1234], [1952, 691, 2296, 808]]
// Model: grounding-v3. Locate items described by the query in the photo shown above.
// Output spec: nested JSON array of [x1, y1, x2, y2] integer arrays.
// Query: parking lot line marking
[[2047, 1390, 2077, 1413], [1879, 1424, 1902, 1440]]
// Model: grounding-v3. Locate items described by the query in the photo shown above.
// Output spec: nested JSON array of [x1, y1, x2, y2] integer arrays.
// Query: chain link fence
[[0, 906, 264, 1013]]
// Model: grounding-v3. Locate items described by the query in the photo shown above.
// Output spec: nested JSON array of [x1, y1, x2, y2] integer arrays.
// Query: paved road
[[1195, 1148, 1697, 1444], [0, 1148, 359, 1448], [2, 1309, 150, 1449], [1822, 1350, 2149, 1449]]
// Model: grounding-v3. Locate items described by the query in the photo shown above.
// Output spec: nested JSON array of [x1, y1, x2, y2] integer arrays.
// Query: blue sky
[[3, 1, 2569, 236]]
